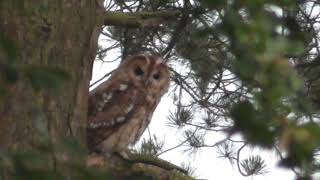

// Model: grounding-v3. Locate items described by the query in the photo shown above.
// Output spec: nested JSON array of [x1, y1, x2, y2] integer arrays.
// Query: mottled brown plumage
[[87, 54, 170, 154]]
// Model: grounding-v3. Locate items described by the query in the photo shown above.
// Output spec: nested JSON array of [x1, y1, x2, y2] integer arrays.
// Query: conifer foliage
[[1, 0, 320, 179]]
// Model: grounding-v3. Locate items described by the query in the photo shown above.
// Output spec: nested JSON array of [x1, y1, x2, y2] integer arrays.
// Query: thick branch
[[86, 153, 193, 180], [103, 11, 180, 28]]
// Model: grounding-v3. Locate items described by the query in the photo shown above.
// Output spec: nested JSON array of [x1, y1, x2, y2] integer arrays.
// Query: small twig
[[89, 70, 114, 88], [156, 128, 200, 156], [236, 143, 249, 176]]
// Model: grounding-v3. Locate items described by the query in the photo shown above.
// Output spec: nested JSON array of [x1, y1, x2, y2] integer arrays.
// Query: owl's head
[[118, 54, 170, 95]]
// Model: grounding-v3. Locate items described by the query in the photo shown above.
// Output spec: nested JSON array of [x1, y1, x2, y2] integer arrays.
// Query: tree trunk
[[0, 2, 192, 179], [0, 0, 103, 150]]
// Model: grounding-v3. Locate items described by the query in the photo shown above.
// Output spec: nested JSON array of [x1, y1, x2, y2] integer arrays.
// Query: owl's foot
[[86, 153, 106, 167], [113, 149, 132, 160]]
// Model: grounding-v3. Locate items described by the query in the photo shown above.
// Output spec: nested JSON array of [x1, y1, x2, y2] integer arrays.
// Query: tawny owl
[[87, 54, 170, 155]]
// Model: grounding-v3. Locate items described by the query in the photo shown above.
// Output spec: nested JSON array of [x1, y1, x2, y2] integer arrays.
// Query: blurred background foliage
[[0, 31, 70, 97], [2, 0, 320, 179], [0, 137, 112, 180], [101, 0, 320, 179]]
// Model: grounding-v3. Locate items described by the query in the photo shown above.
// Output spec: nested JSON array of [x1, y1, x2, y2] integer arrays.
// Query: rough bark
[[0, 0, 103, 152]]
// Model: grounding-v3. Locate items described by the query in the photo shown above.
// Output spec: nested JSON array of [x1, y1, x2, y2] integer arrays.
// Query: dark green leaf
[[22, 65, 70, 91]]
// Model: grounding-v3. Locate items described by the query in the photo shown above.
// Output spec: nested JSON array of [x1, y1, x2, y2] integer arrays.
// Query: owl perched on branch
[[87, 54, 170, 155]]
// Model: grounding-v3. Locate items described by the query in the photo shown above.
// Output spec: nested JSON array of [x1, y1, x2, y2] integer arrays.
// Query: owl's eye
[[153, 73, 160, 80], [134, 67, 144, 76]]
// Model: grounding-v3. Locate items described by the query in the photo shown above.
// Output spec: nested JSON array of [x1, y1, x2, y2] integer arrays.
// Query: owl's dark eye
[[153, 73, 160, 80], [134, 66, 144, 76]]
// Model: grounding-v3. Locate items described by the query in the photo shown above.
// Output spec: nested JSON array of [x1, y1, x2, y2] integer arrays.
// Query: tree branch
[[86, 153, 193, 180], [103, 11, 180, 28]]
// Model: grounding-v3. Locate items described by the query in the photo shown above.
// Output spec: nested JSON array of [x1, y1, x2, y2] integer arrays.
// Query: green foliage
[[183, 130, 204, 150], [22, 65, 70, 91], [0, 32, 19, 97], [216, 142, 237, 164], [280, 123, 320, 170], [101, 0, 320, 178], [168, 107, 193, 127], [0, 64, 19, 84], [1, 0, 52, 17], [0, 32, 19, 61], [134, 135, 164, 156], [230, 101, 275, 147], [222, 1, 320, 177], [0, 32, 70, 97], [240, 155, 267, 176], [41, 0, 320, 179], [0, 138, 113, 180], [1, 0, 320, 179], [0, 63, 70, 96], [0, 32, 20, 96], [176, 26, 225, 94], [0, 0, 25, 11], [180, 162, 196, 178], [218, 1, 320, 177]]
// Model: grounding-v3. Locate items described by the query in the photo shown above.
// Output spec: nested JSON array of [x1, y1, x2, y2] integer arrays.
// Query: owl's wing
[[87, 81, 139, 149], [130, 105, 156, 145]]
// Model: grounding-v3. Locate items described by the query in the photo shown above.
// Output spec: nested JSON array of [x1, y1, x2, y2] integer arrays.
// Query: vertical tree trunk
[[0, 1, 103, 150]]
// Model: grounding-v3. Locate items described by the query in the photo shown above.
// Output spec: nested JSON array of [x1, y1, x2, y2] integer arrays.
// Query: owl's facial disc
[[124, 54, 169, 91]]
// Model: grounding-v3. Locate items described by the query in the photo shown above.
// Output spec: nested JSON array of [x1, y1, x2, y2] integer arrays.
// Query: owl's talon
[[112, 150, 131, 160]]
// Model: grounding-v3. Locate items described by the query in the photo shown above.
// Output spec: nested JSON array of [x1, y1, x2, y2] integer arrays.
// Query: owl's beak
[[145, 79, 152, 86]]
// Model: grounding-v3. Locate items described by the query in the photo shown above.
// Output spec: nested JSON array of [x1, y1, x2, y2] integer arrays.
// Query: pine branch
[[103, 11, 180, 28]]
